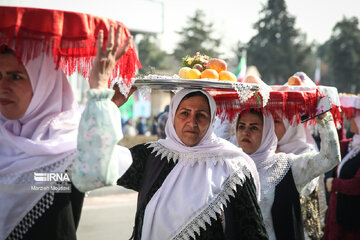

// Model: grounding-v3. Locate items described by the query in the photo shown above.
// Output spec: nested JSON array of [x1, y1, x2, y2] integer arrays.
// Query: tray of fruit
[[134, 53, 261, 93], [134, 76, 260, 92]]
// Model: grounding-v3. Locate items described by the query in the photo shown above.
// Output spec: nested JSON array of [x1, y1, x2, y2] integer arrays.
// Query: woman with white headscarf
[[0, 45, 82, 240], [74, 87, 268, 239], [0, 25, 132, 239], [216, 108, 340, 240], [274, 114, 326, 240], [70, 26, 268, 239], [324, 115, 360, 240]]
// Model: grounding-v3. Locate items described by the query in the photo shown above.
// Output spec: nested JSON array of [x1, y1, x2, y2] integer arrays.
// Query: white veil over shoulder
[[0, 53, 80, 239], [278, 118, 317, 155], [236, 111, 290, 194], [142, 89, 260, 240]]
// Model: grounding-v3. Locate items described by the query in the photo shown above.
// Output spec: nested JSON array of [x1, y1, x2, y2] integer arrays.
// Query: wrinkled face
[[273, 113, 286, 141], [350, 117, 359, 134], [236, 112, 263, 154], [0, 54, 32, 120], [174, 95, 211, 147]]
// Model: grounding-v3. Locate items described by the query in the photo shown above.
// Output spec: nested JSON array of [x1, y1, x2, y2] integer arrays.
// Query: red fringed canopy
[[339, 95, 360, 120], [0, 6, 142, 87], [211, 89, 342, 126]]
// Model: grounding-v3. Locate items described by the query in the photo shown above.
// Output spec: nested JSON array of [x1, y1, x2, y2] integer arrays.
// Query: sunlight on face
[[236, 112, 263, 154], [0, 54, 33, 120], [174, 95, 211, 147]]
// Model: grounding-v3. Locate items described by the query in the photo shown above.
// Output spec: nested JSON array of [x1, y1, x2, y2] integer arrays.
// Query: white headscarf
[[278, 118, 317, 155], [0, 52, 80, 239], [142, 89, 260, 240], [237, 111, 290, 194], [293, 72, 317, 88], [337, 115, 360, 176]]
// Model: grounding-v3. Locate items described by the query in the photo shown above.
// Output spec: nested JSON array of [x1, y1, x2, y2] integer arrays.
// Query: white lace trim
[[147, 142, 239, 166], [110, 77, 136, 97], [146, 141, 254, 239], [6, 192, 55, 240], [260, 153, 291, 194], [3, 153, 77, 240], [0, 151, 78, 184], [171, 167, 252, 240], [231, 82, 271, 107]]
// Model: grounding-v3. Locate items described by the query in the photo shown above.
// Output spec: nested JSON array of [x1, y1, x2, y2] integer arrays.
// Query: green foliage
[[173, 10, 221, 62], [325, 17, 360, 93], [242, 0, 312, 84], [137, 35, 169, 74]]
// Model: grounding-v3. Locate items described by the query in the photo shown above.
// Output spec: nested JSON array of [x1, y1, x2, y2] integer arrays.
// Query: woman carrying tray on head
[[72, 34, 269, 238], [274, 72, 327, 240], [273, 111, 326, 240], [215, 77, 341, 240], [0, 7, 139, 240]]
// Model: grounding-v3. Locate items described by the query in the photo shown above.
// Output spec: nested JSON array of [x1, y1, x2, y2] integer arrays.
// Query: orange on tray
[[201, 69, 219, 80], [219, 71, 237, 81]]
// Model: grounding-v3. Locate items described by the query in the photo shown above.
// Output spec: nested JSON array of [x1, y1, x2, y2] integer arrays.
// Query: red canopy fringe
[[0, 6, 141, 84], [341, 107, 360, 120], [211, 89, 342, 126]]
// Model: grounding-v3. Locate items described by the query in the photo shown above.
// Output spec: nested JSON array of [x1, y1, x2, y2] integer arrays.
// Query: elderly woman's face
[[236, 112, 263, 154], [0, 54, 32, 119], [174, 95, 211, 147]]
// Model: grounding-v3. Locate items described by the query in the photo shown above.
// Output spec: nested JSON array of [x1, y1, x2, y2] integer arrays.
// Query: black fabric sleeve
[[224, 176, 269, 240], [117, 143, 152, 192], [196, 177, 268, 240], [20, 184, 84, 240]]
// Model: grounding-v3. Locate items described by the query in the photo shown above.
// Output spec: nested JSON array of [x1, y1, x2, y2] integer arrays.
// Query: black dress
[[117, 144, 268, 240], [7, 184, 84, 240]]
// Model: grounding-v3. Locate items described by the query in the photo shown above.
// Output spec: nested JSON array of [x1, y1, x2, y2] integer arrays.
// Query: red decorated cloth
[[212, 89, 342, 125], [0, 6, 141, 87], [339, 95, 360, 120]]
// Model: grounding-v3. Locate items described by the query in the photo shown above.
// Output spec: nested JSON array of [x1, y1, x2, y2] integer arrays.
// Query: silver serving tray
[[134, 78, 259, 91]]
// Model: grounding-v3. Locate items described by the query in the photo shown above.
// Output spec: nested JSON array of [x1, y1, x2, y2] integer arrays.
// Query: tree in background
[[325, 17, 360, 93], [244, 0, 312, 84], [173, 9, 221, 61], [137, 34, 169, 74]]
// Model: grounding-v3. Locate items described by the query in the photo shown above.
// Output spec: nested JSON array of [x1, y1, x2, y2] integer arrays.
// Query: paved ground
[[77, 186, 137, 240]]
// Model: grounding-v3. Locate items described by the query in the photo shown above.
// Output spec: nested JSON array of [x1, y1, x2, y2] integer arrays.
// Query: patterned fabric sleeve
[[332, 169, 360, 195], [71, 89, 130, 193], [290, 113, 341, 193], [117, 144, 152, 192]]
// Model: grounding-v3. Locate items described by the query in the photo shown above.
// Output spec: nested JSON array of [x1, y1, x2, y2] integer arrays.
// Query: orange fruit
[[219, 71, 237, 81], [178, 67, 191, 79], [288, 76, 303, 85], [186, 69, 201, 79], [206, 58, 227, 73], [244, 75, 262, 84], [201, 69, 219, 80]]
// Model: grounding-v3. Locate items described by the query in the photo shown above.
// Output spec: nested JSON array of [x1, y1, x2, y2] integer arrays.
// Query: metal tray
[[134, 78, 259, 91]]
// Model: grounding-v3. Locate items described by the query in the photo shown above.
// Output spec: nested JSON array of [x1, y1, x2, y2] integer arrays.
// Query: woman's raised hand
[[89, 24, 132, 89]]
